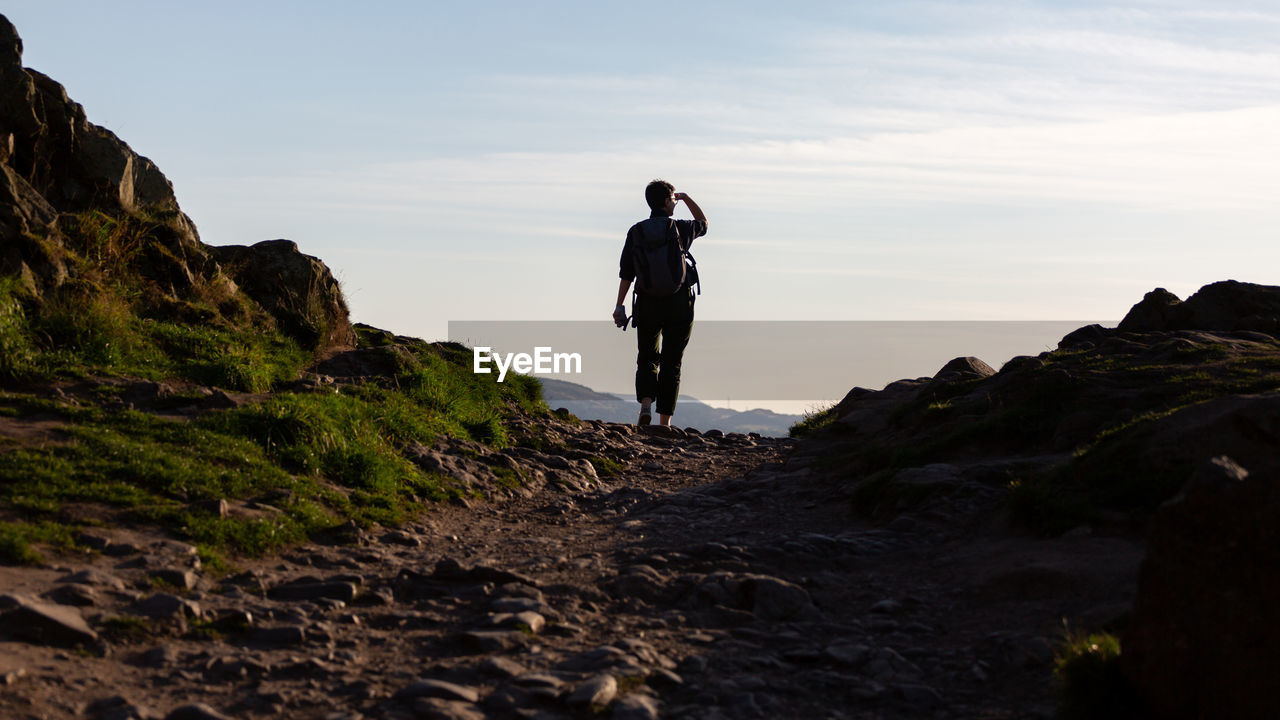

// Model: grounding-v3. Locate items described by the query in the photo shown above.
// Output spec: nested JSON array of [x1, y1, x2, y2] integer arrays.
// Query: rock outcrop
[[1123, 456, 1280, 720], [809, 280, 1280, 717], [822, 282, 1280, 511], [211, 239, 356, 350], [0, 14, 200, 290], [0, 13, 354, 354], [1118, 280, 1280, 336]]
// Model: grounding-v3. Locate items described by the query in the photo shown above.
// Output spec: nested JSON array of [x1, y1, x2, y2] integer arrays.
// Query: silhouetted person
[[613, 179, 707, 427]]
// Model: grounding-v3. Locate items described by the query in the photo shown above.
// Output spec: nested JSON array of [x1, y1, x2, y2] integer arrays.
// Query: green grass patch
[[0, 276, 36, 382], [0, 523, 47, 566], [1054, 630, 1143, 719], [97, 616, 155, 644], [0, 391, 105, 422], [25, 308, 311, 391], [0, 211, 556, 564], [586, 455, 624, 479], [0, 520, 78, 566], [0, 348, 547, 561], [789, 402, 839, 438], [0, 396, 448, 559], [0, 408, 317, 556], [615, 674, 647, 694], [510, 420, 570, 455], [0, 212, 310, 390], [183, 618, 228, 641], [147, 320, 310, 392], [195, 545, 235, 577], [489, 466, 525, 490]]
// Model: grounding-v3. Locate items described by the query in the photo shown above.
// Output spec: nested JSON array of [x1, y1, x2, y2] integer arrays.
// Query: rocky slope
[[0, 14, 351, 354], [805, 279, 1280, 719]]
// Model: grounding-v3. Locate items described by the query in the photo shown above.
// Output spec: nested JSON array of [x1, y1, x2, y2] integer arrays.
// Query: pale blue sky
[[6, 1, 1280, 343]]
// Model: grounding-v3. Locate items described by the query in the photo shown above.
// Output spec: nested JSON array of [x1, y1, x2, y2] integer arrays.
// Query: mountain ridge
[[538, 377, 801, 436]]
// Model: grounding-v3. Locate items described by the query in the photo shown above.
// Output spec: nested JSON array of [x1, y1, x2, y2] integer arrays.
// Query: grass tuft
[[97, 616, 154, 644], [1054, 629, 1143, 719], [0, 523, 46, 566], [789, 402, 838, 438], [586, 456, 624, 479]]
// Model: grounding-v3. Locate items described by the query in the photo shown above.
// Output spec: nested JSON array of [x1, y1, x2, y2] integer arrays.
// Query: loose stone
[[164, 704, 235, 720], [268, 581, 359, 603], [59, 569, 128, 591], [128, 593, 200, 621], [248, 626, 306, 646], [568, 674, 618, 708], [0, 596, 99, 647], [559, 646, 628, 672], [43, 583, 98, 607], [478, 657, 526, 678], [149, 569, 198, 591], [394, 678, 481, 704], [459, 630, 530, 653], [137, 645, 178, 668], [612, 695, 661, 720], [410, 697, 485, 720]]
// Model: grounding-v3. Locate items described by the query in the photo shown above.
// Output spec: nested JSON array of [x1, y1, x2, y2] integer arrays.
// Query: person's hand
[[612, 305, 628, 327], [673, 192, 688, 203]]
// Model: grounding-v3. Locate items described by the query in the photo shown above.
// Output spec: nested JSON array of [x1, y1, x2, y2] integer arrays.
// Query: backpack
[[631, 218, 700, 297]]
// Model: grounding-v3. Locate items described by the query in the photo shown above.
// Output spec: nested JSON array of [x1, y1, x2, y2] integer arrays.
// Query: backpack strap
[[685, 249, 700, 296]]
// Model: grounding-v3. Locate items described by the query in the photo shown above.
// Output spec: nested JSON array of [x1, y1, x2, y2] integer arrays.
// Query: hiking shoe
[[637, 410, 652, 426]]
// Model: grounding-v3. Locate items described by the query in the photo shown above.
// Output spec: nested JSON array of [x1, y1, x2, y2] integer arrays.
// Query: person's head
[[645, 179, 676, 215]]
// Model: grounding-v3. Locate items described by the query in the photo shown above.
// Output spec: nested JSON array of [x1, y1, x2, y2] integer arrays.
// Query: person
[[612, 179, 707, 427]]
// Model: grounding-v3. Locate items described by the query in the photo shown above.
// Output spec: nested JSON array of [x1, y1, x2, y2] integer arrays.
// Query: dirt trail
[[0, 419, 1144, 720]]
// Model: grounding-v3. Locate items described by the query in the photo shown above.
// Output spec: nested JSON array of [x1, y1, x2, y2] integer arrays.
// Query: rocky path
[[0, 418, 1145, 720]]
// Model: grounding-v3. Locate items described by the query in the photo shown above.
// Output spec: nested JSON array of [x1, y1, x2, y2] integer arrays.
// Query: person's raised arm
[[675, 192, 707, 224]]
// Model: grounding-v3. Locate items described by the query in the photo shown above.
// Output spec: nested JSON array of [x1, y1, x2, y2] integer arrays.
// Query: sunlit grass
[[0, 211, 553, 566]]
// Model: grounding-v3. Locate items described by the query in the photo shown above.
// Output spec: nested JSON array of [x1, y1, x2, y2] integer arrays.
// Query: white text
[[473, 346, 583, 382]]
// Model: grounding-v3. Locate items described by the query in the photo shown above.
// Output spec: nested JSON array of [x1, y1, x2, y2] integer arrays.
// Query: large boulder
[[1115, 287, 1183, 333], [0, 594, 99, 647], [934, 355, 995, 381], [211, 240, 355, 351], [1123, 456, 1280, 719], [1118, 280, 1280, 336]]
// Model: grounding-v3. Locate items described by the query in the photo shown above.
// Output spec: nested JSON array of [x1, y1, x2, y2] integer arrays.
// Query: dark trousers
[[634, 290, 695, 416]]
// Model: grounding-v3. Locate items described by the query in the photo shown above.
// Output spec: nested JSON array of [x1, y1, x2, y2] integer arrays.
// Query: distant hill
[[538, 378, 800, 436]]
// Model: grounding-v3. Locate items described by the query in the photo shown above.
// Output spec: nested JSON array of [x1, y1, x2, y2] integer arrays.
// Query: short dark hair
[[645, 179, 674, 212]]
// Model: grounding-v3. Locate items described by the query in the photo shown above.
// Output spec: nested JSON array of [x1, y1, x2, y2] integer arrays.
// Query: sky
[[5, 2, 1280, 358]]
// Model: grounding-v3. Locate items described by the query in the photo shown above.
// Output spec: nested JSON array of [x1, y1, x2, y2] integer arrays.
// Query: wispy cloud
[[220, 102, 1280, 247]]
